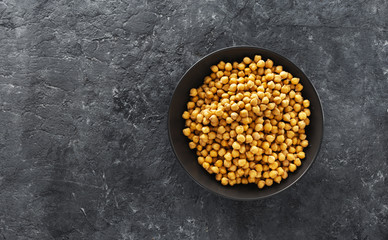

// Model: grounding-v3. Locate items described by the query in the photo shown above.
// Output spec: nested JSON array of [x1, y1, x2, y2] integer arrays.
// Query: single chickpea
[[243, 57, 252, 64], [262, 141, 270, 150], [215, 160, 223, 167], [299, 111, 307, 120], [228, 172, 236, 180], [183, 128, 191, 136], [269, 170, 278, 179], [229, 179, 236, 186], [218, 148, 226, 156], [291, 78, 300, 85], [265, 178, 273, 186], [238, 159, 247, 167], [303, 100, 310, 108], [211, 166, 219, 174], [235, 125, 244, 134], [232, 141, 241, 150], [237, 134, 246, 143], [265, 59, 273, 68], [215, 173, 222, 181], [202, 162, 210, 170], [205, 156, 212, 163], [258, 180, 265, 189], [187, 101, 195, 109], [297, 152, 305, 159], [295, 94, 302, 103], [274, 175, 282, 184], [294, 103, 302, 112], [294, 158, 302, 166], [279, 71, 288, 79], [281, 85, 291, 93], [289, 163, 297, 172], [221, 177, 229, 185], [249, 63, 257, 71], [274, 65, 282, 73], [301, 139, 309, 147], [224, 152, 232, 161], [254, 55, 262, 62], [240, 109, 249, 118], [250, 146, 259, 154], [210, 65, 218, 73], [257, 60, 265, 68], [237, 63, 245, 71], [245, 135, 253, 143], [240, 178, 248, 185]]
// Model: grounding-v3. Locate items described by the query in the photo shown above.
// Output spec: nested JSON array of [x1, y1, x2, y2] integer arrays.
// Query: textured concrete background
[[0, 0, 387, 239]]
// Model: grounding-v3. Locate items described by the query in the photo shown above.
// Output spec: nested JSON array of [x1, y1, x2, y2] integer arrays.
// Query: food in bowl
[[181, 55, 310, 189]]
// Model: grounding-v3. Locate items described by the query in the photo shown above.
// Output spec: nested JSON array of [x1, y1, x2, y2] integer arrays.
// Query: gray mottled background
[[0, 0, 387, 239]]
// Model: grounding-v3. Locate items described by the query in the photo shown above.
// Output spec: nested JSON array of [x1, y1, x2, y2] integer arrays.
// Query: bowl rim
[[168, 45, 324, 201]]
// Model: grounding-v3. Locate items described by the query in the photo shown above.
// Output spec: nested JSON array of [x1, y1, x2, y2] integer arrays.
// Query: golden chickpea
[[268, 155, 275, 164], [243, 57, 252, 64], [289, 163, 297, 172], [237, 63, 245, 71], [299, 111, 307, 120], [291, 78, 300, 85], [238, 159, 247, 167], [229, 164, 237, 172], [221, 177, 229, 185], [245, 135, 252, 143], [295, 83, 303, 91], [223, 62, 232, 71], [210, 65, 218, 73], [294, 158, 302, 167], [297, 152, 305, 159], [210, 150, 217, 158], [232, 150, 240, 158], [229, 179, 236, 186], [257, 60, 265, 68], [237, 134, 245, 143], [235, 125, 244, 134], [265, 178, 273, 186], [257, 180, 265, 188], [274, 175, 282, 184], [204, 155, 212, 163], [202, 162, 210, 170], [228, 172, 236, 180], [281, 85, 291, 94], [269, 170, 278, 179], [214, 160, 223, 167], [301, 139, 308, 147], [294, 94, 302, 103], [211, 166, 219, 174], [183, 128, 191, 136], [262, 141, 270, 150], [294, 103, 302, 112], [266, 134, 275, 143], [303, 99, 310, 108], [232, 141, 241, 150], [215, 173, 222, 181], [265, 59, 273, 68], [279, 71, 288, 79]]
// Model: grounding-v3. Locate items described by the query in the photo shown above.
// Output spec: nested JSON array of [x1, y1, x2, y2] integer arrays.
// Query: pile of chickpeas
[[182, 55, 310, 188]]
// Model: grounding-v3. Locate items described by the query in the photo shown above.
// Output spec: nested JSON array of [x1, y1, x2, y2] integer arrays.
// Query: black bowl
[[168, 46, 324, 200]]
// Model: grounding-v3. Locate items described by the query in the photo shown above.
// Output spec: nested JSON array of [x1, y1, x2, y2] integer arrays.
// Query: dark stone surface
[[0, 0, 387, 239]]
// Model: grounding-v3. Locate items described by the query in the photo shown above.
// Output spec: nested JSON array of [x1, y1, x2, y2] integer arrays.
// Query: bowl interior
[[168, 46, 323, 200]]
